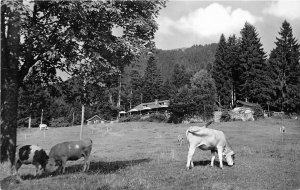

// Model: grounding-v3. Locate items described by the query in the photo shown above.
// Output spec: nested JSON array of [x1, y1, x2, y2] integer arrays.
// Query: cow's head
[[45, 158, 60, 172], [223, 147, 235, 166]]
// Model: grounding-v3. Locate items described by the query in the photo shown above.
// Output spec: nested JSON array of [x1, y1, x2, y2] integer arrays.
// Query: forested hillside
[[124, 43, 218, 82]]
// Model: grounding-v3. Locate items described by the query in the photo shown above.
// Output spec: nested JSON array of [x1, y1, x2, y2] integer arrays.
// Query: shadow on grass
[[20, 158, 151, 180], [193, 160, 229, 167]]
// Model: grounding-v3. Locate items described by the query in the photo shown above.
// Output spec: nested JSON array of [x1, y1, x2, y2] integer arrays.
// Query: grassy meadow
[[1, 118, 300, 190]]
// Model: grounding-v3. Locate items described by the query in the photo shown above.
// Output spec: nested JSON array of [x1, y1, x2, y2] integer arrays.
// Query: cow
[[46, 139, 93, 174], [280, 126, 286, 133], [177, 135, 184, 146], [14, 145, 49, 176], [39, 124, 48, 130], [186, 126, 235, 170]]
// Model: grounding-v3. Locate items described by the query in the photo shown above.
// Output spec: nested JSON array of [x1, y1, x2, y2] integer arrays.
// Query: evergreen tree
[[226, 34, 241, 105], [239, 22, 271, 106], [268, 20, 300, 113], [130, 70, 143, 107], [142, 56, 163, 103], [212, 34, 231, 108], [168, 86, 193, 123], [160, 79, 177, 100], [171, 64, 191, 89]]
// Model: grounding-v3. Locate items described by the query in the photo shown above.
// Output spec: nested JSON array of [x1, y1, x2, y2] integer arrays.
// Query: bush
[[168, 113, 184, 124], [252, 106, 264, 120], [17, 117, 39, 128], [142, 113, 168, 123], [220, 111, 231, 122], [119, 115, 141, 122], [49, 117, 70, 127]]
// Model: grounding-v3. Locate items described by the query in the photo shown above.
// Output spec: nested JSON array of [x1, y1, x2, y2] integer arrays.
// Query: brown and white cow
[[46, 139, 93, 174], [14, 145, 49, 176], [186, 125, 235, 169]]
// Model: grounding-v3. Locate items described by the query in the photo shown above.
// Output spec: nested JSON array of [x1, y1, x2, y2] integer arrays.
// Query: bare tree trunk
[[117, 75, 121, 108], [80, 104, 84, 140], [106, 88, 114, 106], [0, 3, 21, 173]]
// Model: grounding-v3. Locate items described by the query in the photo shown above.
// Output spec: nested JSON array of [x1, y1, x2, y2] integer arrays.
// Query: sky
[[154, 0, 300, 54]]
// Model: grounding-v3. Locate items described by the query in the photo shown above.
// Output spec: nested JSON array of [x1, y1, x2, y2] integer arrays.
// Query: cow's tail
[[186, 128, 197, 140]]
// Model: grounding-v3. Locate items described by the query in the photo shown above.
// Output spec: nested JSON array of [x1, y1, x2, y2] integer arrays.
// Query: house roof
[[86, 115, 103, 121], [129, 100, 170, 112]]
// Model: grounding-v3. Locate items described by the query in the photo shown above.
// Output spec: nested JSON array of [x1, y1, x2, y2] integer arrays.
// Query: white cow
[[186, 125, 235, 169], [39, 124, 48, 130]]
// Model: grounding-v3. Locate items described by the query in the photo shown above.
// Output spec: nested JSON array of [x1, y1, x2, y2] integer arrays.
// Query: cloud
[[263, 0, 300, 20], [157, 3, 261, 38]]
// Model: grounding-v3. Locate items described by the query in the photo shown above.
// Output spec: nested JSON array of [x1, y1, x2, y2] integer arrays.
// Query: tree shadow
[[20, 158, 151, 180]]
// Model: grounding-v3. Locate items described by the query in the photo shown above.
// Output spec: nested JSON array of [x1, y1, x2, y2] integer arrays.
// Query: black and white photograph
[[1, 0, 300, 189]]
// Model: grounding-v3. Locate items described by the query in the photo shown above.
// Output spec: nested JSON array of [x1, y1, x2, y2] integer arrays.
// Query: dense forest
[[124, 43, 218, 83]]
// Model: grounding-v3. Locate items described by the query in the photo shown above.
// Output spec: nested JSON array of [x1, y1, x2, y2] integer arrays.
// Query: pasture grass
[[1, 118, 300, 190]]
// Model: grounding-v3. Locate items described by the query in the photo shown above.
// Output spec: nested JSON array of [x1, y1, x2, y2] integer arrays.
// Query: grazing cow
[[39, 124, 48, 130], [186, 126, 235, 170], [280, 126, 286, 133], [14, 145, 49, 176], [46, 139, 93, 174], [177, 135, 183, 146]]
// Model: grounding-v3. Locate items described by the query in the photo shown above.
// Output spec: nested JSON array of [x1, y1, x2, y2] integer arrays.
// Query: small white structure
[[87, 115, 103, 125], [39, 124, 48, 130]]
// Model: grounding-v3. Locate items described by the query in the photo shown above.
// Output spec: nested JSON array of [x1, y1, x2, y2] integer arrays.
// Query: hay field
[[2, 118, 300, 190]]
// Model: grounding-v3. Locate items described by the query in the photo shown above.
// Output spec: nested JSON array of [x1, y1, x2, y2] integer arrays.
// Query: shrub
[[119, 115, 141, 122], [168, 112, 184, 124], [49, 117, 70, 127], [220, 111, 231, 122], [252, 105, 264, 120], [17, 117, 39, 128], [143, 113, 168, 123]]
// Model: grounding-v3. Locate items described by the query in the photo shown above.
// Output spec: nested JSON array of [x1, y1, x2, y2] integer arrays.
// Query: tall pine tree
[[226, 34, 240, 105], [268, 20, 300, 113], [212, 34, 231, 108], [129, 70, 143, 107], [239, 22, 271, 106], [142, 56, 164, 103], [171, 64, 191, 89]]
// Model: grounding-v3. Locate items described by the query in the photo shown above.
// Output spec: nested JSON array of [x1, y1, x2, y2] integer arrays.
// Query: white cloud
[[157, 3, 260, 38], [263, 0, 300, 20]]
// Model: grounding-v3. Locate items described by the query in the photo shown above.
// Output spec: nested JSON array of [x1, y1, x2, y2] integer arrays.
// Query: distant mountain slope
[[124, 43, 218, 82]]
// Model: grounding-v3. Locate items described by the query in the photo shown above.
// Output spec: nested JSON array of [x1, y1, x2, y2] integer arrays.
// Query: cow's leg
[[61, 158, 67, 173], [34, 164, 40, 176], [211, 150, 217, 167], [186, 146, 196, 170], [82, 151, 91, 172], [14, 160, 22, 175], [85, 156, 90, 172], [217, 147, 223, 169]]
